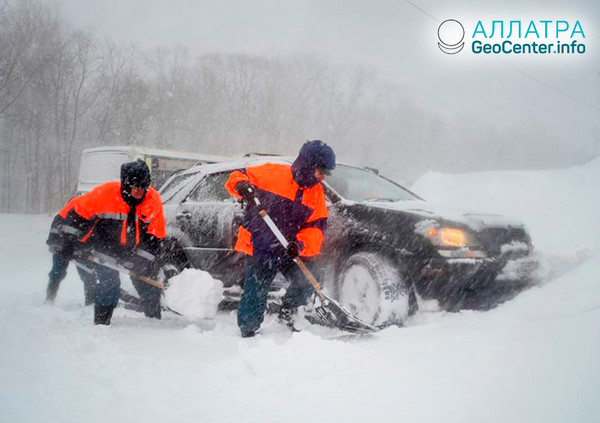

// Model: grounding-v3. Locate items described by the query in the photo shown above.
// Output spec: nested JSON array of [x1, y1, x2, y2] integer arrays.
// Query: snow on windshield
[[326, 165, 418, 202]]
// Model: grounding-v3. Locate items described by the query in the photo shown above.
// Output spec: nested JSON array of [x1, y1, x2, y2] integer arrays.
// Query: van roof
[[81, 146, 231, 162]]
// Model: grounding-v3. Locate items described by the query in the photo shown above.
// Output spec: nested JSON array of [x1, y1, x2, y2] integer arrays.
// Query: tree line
[[0, 0, 590, 214]]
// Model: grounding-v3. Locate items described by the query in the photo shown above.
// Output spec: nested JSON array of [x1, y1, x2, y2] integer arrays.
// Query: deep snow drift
[[413, 158, 600, 256], [1, 160, 599, 423]]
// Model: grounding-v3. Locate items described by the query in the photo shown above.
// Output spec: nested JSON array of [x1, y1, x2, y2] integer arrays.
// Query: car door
[[175, 171, 245, 286]]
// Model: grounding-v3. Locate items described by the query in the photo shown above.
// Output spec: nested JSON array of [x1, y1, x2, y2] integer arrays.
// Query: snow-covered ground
[[1, 159, 599, 423]]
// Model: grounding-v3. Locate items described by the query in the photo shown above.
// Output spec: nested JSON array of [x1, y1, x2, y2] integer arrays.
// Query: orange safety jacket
[[225, 163, 328, 259], [52, 197, 95, 243], [60, 181, 165, 258]]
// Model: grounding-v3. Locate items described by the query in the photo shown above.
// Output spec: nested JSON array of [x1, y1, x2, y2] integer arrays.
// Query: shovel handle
[[82, 254, 165, 290], [130, 272, 165, 290], [252, 195, 324, 295], [258, 209, 289, 248], [293, 257, 323, 295]]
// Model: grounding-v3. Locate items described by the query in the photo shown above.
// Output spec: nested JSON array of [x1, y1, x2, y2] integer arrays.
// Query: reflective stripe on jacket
[[225, 163, 327, 259], [62, 182, 165, 255], [56, 197, 95, 242]]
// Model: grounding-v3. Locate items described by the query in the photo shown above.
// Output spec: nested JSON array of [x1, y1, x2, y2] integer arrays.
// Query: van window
[[77, 147, 229, 194], [79, 151, 129, 185]]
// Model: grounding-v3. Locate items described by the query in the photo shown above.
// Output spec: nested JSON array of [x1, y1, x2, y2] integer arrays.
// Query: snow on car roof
[[174, 154, 368, 179], [177, 155, 294, 177]]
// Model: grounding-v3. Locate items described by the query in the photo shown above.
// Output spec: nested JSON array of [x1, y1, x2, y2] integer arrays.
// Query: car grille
[[477, 227, 531, 257]]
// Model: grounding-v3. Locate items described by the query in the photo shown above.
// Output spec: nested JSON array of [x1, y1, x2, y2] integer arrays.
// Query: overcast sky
[[52, 0, 600, 155]]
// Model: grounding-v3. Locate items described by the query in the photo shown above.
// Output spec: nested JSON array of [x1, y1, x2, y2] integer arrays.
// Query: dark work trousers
[[94, 266, 162, 317], [94, 266, 121, 308], [131, 277, 162, 318], [48, 251, 96, 304], [237, 256, 318, 336]]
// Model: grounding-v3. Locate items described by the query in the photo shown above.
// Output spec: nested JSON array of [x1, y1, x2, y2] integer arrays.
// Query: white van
[[77, 146, 230, 193]]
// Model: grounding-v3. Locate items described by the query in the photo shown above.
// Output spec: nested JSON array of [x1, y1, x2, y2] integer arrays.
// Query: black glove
[[46, 231, 77, 255], [47, 214, 88, 255], [286, 241, 302, 259], [47, 241, 65, 255], [161, 263, 180, 280], [122, 247, 159, 277], [72, 244, 93, 260], [235, 181, 256, 203]]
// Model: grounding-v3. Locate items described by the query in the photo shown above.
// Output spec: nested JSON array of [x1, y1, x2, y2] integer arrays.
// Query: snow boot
[[83, 282, 96, 306], [45, 279, 60, 304], [143, 302, 162, 320], [94, 305, 115, 325], [241, 330, 255, 338], [77, 267, 97, 306], [278, 307, 300, 332]]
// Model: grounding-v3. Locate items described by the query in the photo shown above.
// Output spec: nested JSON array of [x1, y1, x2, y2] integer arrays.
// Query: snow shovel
[[73, 251, 187, 316], [248, 191, 379, 334], [75, 251, 165, 289]]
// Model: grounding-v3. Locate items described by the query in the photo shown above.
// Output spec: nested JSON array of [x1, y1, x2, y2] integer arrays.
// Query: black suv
[[159, 156, 538, 326]]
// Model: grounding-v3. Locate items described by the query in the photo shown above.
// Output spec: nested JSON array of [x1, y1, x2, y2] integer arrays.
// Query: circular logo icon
[[438, 19, 465, 54]]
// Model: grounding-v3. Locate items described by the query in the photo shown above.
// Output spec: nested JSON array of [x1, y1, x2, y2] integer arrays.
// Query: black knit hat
[[121, 159, 151, 190]]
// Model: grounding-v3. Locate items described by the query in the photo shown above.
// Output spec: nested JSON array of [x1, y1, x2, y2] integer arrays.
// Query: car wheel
[[336, 251, 410, 327]]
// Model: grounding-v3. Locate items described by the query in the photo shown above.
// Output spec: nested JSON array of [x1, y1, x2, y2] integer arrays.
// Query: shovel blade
[[314, 293, 379, 334]]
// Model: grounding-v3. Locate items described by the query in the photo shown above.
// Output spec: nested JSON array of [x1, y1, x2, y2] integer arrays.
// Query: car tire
[[336, 251, 410, 327]]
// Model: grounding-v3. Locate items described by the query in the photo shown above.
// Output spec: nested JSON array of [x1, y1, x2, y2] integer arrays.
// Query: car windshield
[[159, 171, 202, 203], [158, 172, 188, 195], [325, 165, 418, 202]]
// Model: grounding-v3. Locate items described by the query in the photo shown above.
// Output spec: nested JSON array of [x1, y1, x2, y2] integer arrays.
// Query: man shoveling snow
[[45, 160, 166, 325], [225, 140, 336, 337]]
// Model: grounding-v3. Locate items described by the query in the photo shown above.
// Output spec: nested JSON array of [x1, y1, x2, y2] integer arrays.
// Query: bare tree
[[0, 0, 586, 214], [144, 46, 198, 150], [92, 41, 148, 146]]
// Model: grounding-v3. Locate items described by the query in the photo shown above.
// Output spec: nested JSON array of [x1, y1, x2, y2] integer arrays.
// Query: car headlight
[[425, 227, 488, 258], [427, 227, 471, 247]]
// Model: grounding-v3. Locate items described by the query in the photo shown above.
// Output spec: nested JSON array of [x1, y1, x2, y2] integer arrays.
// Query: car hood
[[357, 199, 525, 231]]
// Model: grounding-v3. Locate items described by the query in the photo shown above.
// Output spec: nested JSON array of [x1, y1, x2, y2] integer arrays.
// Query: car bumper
[[413, 252, 539, 310]]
